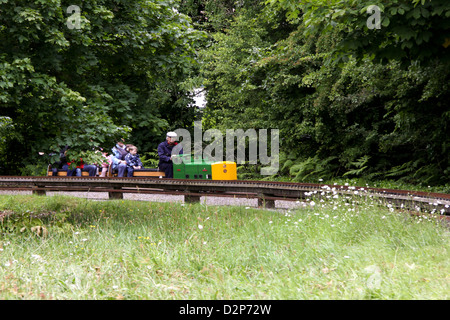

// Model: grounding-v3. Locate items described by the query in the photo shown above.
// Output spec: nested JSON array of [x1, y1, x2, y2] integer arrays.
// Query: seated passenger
[[60, 147, 80, 176], [99, 150, 112, 177], [111, 140, 131, 177], [124, 146, 143, 177], [40, 145, 70, 176], [63, 157, 97, 177], [55, 146, 70, 176]]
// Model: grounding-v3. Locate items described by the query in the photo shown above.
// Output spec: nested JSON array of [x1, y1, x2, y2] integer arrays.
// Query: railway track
[[0, 176, 449, 220]]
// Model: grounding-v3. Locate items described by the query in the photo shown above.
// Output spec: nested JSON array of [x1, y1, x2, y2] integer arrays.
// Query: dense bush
[[194, 0, 450, 185]]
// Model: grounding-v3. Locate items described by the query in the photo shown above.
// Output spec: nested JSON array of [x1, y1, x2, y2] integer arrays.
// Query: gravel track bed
[[0, 190, 307, 210]]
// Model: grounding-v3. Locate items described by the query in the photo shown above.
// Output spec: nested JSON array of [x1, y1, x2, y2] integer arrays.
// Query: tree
[[198, 0, 449, 184], [266, 0, 450, 66], [0, 0, 205, 174]]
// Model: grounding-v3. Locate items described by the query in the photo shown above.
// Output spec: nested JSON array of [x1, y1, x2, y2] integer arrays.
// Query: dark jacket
[[125, 153, 143, 168], [157, 141, 183, 166], [51, 145, 70, 169]]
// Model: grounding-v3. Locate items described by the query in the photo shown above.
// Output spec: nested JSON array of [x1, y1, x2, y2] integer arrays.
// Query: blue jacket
[[125, 153, 143, 168], [158, 141, 183, 166], [111, 144, 128, 169]]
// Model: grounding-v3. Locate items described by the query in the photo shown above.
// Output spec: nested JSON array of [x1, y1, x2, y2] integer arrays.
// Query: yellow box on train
[[211, 161, 237, 180]]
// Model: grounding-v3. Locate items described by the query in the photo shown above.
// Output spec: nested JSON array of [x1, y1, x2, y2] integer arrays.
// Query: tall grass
[[0, 192, 448, 300]]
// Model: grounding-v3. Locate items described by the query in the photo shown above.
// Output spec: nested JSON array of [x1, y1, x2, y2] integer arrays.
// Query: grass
[[0, 191, 448, 300]]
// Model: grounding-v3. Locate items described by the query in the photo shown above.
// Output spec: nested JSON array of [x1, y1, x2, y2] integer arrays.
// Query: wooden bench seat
[[47, 165, 91, 176], [108, 166, 165, 178], [131, 168, 165, 177], [47, 164, 165, 178]]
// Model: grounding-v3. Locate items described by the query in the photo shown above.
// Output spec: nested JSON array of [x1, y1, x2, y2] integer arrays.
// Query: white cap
[[167, 131, 177, 138]]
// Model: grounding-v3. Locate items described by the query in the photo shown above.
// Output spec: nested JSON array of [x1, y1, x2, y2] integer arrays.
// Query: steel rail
[[0, 176, 449, 217]]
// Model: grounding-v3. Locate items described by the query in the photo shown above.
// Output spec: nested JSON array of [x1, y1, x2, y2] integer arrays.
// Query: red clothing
[[68, 158, 84, 169]]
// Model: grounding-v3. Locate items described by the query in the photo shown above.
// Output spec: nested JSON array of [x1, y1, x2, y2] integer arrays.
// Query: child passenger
[[124, 145, 143, 176]]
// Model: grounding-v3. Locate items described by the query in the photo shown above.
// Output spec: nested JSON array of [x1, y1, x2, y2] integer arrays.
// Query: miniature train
[[47, 155, 237, 180]]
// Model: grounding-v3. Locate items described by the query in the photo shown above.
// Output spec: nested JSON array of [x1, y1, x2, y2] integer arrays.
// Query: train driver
[[158, 131, 183, 178]]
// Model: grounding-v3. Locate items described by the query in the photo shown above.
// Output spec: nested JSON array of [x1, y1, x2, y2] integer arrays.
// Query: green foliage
[[287, 156, 338, 182], [0, 0, 206, 174], [180, 0, 265, 32], [18, 163, 48, 176], [2, 0, 448, 187], [0, 210, 47, 237], [343, 155, 371, 177], [64, 149, 107, 170], [267, 0, 450, 66], [140, 151, 159, 168], [197, 1, 449, 185]]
